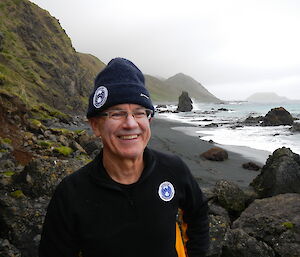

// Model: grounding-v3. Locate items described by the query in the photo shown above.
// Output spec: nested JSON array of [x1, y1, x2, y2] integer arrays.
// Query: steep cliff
[[0, 0, 105, 116]]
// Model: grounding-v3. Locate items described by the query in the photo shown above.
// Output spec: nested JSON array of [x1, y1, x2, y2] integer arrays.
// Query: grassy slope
[[0, 0, 104, 117]]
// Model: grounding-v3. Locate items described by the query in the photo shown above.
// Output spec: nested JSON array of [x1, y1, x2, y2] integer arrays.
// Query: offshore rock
[[290, 122, 300, 132], [261, 107, 294, 126], [222, 228, 275, 257], [201, 147, 228, 161], [177, 91, 193, 112], [243, 115, 264, 125], [250, 147, 300, 197], [232, 193, 300, 257]]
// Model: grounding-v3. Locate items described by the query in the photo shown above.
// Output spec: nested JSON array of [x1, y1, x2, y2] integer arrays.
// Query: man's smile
[[118, 134, 139, 140]]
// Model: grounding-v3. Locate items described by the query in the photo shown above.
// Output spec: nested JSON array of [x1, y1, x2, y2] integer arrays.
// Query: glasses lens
[[109, 110, 127, 119]]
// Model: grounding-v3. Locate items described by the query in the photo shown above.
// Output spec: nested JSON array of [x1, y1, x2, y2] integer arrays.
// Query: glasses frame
[[97, 108, 153, 120]]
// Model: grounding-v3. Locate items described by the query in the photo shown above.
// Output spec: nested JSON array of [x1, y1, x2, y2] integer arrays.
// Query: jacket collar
[[88, 147, 157, 190]]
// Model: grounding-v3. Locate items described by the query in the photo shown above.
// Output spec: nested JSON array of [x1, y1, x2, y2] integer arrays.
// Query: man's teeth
[[120, 135, 138, 140]]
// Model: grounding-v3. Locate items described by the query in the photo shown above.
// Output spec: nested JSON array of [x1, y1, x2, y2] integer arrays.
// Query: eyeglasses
[[98, 109, 153, 120]]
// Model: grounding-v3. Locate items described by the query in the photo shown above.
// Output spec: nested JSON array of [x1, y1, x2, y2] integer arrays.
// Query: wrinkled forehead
[[106, 103, 145, 111]]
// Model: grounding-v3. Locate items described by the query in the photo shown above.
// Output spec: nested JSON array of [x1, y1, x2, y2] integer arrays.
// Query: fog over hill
[[246, 92, 291, 103]]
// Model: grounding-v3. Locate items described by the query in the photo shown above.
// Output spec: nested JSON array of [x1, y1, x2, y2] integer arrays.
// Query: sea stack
[[177, 91, 193, 112]]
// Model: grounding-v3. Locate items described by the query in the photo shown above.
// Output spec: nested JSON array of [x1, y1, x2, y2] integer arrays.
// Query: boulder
[[290, 122, 300, 132], [222, 228, 275, 257], [207, 215, 230, 257], [201, 147, 228, 161], [77, 133, 102, 157], [261, 107, 294, 126], [177, 91, 193, 112], [243, 115, 264, 125], [250, 147, 300, 197], [14, 157, 85, 198], [242, 162, 261, 171], [232, 193, 300, 257], [213, 180, 248, 214]]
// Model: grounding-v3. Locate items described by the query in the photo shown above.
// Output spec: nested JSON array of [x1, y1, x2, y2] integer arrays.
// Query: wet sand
[[148, 117, 270, 189]]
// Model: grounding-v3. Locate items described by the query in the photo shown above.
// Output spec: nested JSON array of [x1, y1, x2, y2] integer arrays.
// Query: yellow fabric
[[175, 222, 187, 257]]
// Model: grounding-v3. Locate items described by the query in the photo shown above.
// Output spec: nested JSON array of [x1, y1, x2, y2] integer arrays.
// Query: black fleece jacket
[[39, 148, 209, 257]]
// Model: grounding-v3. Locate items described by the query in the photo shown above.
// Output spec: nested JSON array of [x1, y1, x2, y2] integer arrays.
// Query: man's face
[[90, 104, 152, 161]]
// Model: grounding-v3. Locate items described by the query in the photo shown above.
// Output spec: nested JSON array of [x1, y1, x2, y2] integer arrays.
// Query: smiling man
[[39, 58, 209, 257]]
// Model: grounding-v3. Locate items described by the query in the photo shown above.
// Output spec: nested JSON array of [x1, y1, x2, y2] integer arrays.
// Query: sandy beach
[[148, 116, 271, 189]]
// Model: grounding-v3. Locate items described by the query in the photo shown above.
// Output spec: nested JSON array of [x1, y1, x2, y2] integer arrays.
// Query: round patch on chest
[[158, 181, 175, 202]]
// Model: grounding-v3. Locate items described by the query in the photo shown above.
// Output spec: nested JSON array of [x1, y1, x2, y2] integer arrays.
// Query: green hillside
[[145, 73, 222, 103], [0, 0, 104, 118]]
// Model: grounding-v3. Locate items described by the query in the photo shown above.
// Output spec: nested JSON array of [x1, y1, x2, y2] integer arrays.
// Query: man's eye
[[111, 111, 125, 117], [134, 111, 146, 117]]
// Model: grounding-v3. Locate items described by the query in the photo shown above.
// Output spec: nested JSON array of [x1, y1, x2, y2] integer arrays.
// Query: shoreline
[[148, 116, 270, 189]]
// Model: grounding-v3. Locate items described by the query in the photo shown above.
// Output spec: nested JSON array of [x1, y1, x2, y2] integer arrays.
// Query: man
[[39, 58, 209, 257]]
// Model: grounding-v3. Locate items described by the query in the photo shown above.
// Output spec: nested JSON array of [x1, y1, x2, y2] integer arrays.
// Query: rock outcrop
[[262, 107, 294, 126], [222, 228, 275, 257], [203, 147, 300, 257], [0, 114, 102, 257], [232, 193, 300, 257], [177, 91, 193, 112], [250, 147, 300, 198]]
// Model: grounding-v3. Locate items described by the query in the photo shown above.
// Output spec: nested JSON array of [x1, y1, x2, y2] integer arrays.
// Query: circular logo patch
[[158, 181, 175, 202], [93, 86, 108, 108]]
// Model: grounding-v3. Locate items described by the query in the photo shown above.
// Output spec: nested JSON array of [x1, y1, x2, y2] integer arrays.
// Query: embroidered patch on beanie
[[93, 86, 108, 108]]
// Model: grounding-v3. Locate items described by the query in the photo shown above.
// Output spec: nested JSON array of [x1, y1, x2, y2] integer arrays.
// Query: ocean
[[155, 101, 300, 156]]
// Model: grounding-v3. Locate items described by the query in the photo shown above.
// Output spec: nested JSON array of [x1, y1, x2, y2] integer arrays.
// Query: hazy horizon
[[29, 0, 300, 101]]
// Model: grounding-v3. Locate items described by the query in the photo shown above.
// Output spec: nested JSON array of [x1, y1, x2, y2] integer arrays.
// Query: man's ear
[[88, 117, 101, 137]]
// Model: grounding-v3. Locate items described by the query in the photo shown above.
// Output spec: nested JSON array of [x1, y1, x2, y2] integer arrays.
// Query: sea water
[[156, 101, 300, 155]]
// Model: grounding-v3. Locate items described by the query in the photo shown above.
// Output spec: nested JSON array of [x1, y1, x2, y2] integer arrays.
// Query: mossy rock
[[0, 137, 12, 145], [50, 128, 74, 137], [10, 189, 25, 198], [76, 153, 92, 164], [282, 222, 294, 229], [28, 118, 46, 131], [54, 146, 73, 156], [1, 171, 15, 176], [37, 140, 55, 148]]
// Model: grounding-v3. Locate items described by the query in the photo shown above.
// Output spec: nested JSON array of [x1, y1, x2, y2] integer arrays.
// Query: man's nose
[[122, 113, 139, 127]]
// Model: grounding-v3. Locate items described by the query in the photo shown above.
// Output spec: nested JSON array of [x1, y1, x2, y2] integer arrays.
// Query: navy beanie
[[87, 57, 154, 119]]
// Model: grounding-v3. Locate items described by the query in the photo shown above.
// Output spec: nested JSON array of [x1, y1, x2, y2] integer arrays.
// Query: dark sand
[[148, 117, 270, 189]]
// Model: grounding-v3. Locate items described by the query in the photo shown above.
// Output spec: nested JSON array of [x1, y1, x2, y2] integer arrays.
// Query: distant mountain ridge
[[145, 73, 222, 103], [246, 92, 290, 103]]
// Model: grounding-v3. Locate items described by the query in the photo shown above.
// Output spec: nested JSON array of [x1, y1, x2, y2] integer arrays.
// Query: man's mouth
[[119, 135, 139, 140]]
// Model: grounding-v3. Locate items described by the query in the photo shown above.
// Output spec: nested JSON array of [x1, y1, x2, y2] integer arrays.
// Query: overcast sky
[[29, 0, 300, 101]]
